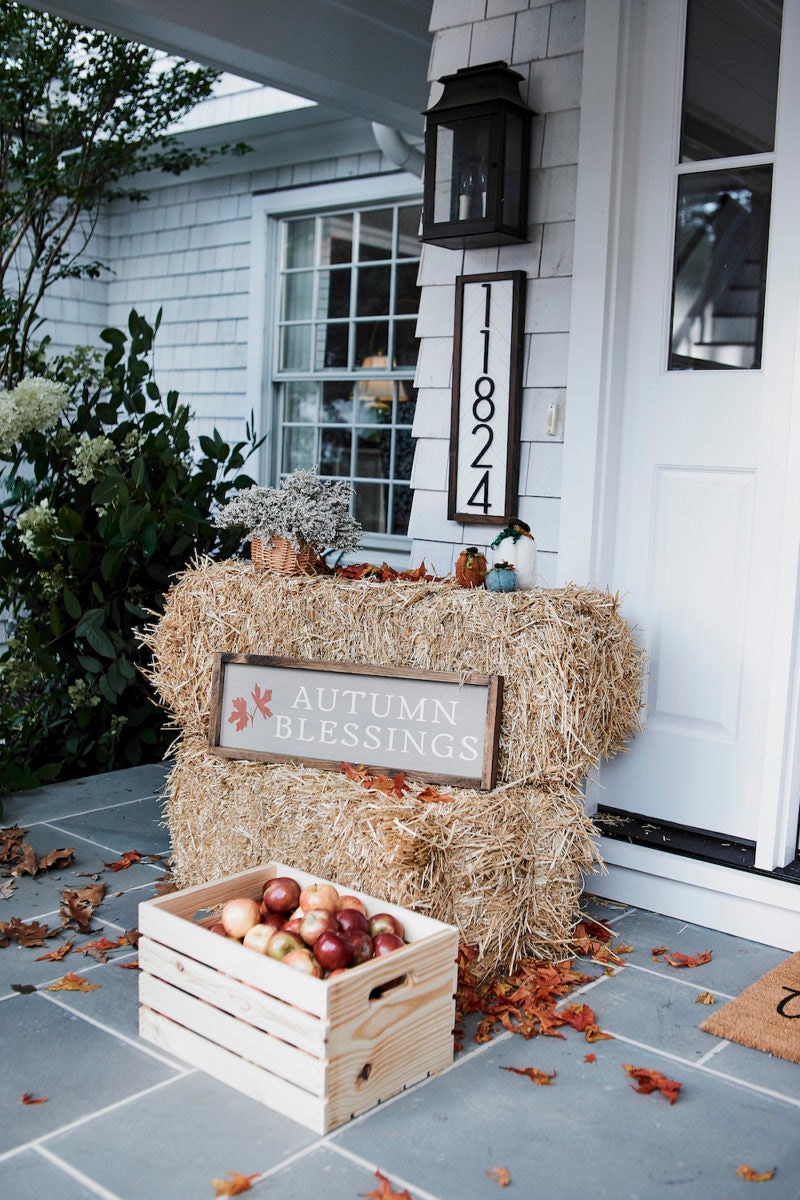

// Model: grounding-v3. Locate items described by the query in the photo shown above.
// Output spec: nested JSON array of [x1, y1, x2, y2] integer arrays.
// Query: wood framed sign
[[448, 270, 526, 525], [209, 654, 504, 790]]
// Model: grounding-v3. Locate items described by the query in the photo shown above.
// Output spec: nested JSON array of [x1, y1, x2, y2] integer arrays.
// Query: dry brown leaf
[[613, 943, 634, 955], [34, 941, 74, 962], [11, 983, 37, 994], [117, 959, 140, 969], [696, 991, 716, 1005], [0, 917, 60, 947], [60, 883, 105, 930], [11, 843, 39, 877], [45, 972, 101, 993], [21, 1092, 47, 1104], [486, 1166, 511, 1186], [0, 826, 28, 863], [584, 1052, 597, 1063], [0, 878, 16, 900], [584, 1023, 615, 1043], [211, 1171, 259, 1196], [736, 1165, 776, 1183], [362, 1169, 415, 1199], [502, 1065, 557, 1085], [416, 785, 455, 803], [622, 1063, 682, 1104], [37, 847, 75, 873]]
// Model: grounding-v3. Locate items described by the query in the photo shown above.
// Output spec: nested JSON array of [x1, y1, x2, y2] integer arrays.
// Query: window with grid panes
[[275, 203, 421, 538]]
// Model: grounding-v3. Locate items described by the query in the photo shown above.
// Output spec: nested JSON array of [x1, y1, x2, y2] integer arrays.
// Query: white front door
[[586, 0, 800, 842]]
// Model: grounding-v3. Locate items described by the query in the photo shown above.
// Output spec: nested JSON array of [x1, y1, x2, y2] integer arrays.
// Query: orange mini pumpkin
[[455, 546, 488, 588]]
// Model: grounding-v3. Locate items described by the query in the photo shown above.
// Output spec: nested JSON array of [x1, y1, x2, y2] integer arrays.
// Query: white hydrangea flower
[[16, 498, 58, 552], [0, 377, 69, 450], [70, 434, 116, 484]]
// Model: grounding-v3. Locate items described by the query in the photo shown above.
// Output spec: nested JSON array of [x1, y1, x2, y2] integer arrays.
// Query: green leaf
[[76, 608, 116, 659], [63, 588, 82, 620]]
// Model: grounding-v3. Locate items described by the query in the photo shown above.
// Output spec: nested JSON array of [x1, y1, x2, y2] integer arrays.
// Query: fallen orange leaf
[[211, 1171, 259, 1196], [651, 947, 712, 969], [486, 1166, 511, 1186], [613, 943, 634, 955], [45, 972, 101, 993], [34, 941, 74, 962], [103, 850, 142, 871], [21, 1092, 47, 1105], [584, 1023, 615, 1043], [363, 1168, 415, 1199], [584, 1053, 597, 1063], [696, 991, 716, 1005], [502, 1065, 557, 1085], [622, 1063, 682, 1104], [118, 959, 140, 969], [736, 1165, 776, 1183], [81, 937, 123, 954]]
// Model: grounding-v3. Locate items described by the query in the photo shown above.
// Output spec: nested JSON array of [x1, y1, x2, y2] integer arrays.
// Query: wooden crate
[[138, 862, 459, 1134]]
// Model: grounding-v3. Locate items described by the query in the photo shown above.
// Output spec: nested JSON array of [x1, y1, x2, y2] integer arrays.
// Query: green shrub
[[0, 308, 262, 796]]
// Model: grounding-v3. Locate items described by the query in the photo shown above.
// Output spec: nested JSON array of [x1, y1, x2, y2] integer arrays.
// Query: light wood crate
[[138, 862, 459, 1134]]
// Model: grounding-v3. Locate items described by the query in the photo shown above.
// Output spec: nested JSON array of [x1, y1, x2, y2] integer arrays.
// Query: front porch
[[1, 763, 798, 1199]]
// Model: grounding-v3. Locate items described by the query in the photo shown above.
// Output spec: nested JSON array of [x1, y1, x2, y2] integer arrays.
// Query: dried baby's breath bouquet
[[214, 468, 362, 554]]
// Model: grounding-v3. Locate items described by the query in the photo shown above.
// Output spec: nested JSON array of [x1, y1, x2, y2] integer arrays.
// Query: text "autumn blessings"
[[231, 681, 481, 763]]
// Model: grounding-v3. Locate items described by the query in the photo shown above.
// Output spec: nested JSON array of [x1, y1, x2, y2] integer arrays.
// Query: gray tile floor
[[1, 764, 799, 1200]]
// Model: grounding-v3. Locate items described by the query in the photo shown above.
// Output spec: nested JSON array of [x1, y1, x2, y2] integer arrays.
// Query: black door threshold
[[595, 806, 800, 883]]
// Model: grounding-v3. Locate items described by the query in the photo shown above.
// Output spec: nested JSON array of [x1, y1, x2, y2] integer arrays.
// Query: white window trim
[[245, 173, 423, 563]]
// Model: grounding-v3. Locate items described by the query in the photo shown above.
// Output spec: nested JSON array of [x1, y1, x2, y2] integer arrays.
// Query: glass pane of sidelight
[[284, 218, 315, 268], [320, 427, 352, 476], [669, 166, 772, 370], [284, 381, 319, 423], [680, 0, 782, 163], [320, 213, 353, 265], [282, 425, 316, 472], [359, 209, 393, 261]]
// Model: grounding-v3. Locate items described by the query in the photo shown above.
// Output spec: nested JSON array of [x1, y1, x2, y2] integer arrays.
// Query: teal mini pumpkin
[[486, 563, 517, 593]]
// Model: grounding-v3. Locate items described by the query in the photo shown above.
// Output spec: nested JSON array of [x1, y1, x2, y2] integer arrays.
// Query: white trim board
[[591, 838, 800, 952]]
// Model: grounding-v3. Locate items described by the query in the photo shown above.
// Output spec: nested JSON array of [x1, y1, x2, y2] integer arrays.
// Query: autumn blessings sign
[[208, 653, 504, 790]]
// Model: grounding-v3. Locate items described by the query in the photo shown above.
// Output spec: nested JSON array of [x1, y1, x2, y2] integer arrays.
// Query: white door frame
[[559, 0, 800, 877]]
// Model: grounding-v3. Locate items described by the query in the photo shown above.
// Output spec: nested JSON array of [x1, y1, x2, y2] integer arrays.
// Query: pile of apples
[[210, 875, 406, 978]]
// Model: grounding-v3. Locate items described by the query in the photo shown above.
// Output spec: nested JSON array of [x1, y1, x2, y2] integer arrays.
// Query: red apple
[[313, 930, 354, 972], [284, 916, 303, 935], [299, 882, 340, 913], [208, 922, 229, 937], [337, 894, 368, 916], [221, 896, 262, 939], [369, 912, 405, 940], [343, 929, 374, 965], [261, 876, 302, 914], [299, 908, 339, 946], [259, 911, 287, 934], [372, 931, 404, 956], [242, 923, 275, 954], [283, 948, 324, 977], [266, 930, 305, 961], [337, 908, 369, 934]]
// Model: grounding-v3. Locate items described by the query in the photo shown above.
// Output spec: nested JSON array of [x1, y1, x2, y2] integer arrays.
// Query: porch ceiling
[[23, 0, 433, 136]]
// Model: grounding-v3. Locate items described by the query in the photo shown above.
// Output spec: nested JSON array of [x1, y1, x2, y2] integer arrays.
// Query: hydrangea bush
[[0, 309, 262, 794], [215, 469, 362, 554]]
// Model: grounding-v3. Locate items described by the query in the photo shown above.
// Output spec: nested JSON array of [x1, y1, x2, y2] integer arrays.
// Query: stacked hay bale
[[142, 560, 644, 975]]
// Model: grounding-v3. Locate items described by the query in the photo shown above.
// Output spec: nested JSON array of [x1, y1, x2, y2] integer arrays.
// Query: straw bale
[[142, 559, 645, 975]]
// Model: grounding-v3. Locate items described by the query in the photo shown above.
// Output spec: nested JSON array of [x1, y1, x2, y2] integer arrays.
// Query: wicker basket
[[251, 535, 317, 576]]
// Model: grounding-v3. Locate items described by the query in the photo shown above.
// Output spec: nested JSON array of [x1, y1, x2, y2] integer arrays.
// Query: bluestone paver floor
[[1, 764, 798, 1199]]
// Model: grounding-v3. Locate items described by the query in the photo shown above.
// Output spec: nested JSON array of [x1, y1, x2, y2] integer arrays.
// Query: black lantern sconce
[[421, 61, 533, 250]]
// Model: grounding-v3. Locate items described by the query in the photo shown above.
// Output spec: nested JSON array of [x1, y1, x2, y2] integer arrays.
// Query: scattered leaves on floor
[[572, 919, 628, 966], [21, 1092, 47, 1105], [696, 991, 716, 1005], [651, 947, 712, 969], [0, 917, 60, 948], [103, 849, 142, 871], [34, 941, 74, 962], [736, 1165, 776, 1183], [584, 1053, 597, 1063], [45, 971, 101, 992], [154, 874, 177, 896], [622, 1063, 682, 1104], [559, 1002, 614, 1042], [502, 1065, 557, 1086], [211, 1171, 259, 1196], [362, 1168, 415, 1199], [486, 1166, 511, 1186], [0, 878, 16, 900], [456, 944, 596, 1047], [0, 826, 28, 863], [118, 959, 139, 969], [11, 983, 37, 994]]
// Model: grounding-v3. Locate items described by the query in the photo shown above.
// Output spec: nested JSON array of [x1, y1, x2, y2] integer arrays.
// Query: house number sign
[[448, 271, 526, 525]]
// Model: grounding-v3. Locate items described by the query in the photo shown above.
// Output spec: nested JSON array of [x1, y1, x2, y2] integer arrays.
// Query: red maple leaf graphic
[[228, 696, 250, 732], [251, 683, 273, 719]]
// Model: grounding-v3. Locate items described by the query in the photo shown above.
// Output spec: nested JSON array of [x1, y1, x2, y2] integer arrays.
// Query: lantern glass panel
[[433, 115, 493, 224]]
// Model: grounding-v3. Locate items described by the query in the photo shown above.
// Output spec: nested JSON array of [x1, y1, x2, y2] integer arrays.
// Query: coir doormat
[[700, 953, 800, 1064]]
